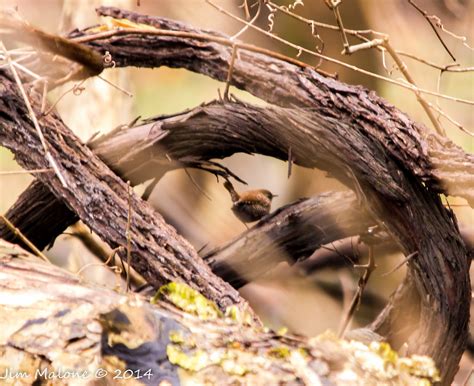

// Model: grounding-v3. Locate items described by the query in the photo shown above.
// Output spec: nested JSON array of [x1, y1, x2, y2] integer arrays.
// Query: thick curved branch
[[80, 6, 472, 206], [0, 71, 241, 310], [1, 7, 471, 383]]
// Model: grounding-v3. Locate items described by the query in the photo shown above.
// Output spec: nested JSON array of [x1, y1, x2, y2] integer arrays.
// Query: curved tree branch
[[0, 71, 241, 311], [0, 7, 471, 384]]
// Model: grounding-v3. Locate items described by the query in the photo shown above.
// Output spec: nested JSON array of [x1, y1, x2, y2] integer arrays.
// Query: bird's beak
[[272, 194, 279, 198]]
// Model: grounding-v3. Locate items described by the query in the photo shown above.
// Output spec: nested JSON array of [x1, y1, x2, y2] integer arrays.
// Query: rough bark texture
[[84, 6, 473, 206], [74, 9, 471, 383], [0, 6, 471, 384], [0, 71, 241, 311], [0, 240, 442, 386]]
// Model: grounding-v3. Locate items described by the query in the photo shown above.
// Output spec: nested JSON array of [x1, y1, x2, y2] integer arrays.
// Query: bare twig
[[97, 75, 133, 97], [203, 0, 474, 106], [0, 42, 68, 187], [184, 168, 212, 201], [425, 100, 474, 137], [0, 168, 53, 175], [70, 223, 145, 287], [266, 0, 474, 73], [238, 0, 251, 20], [287, 146, 293, 178], [382, 40, 445, 135], [433, 16, 474, 51], [0, 214, 50, 263], [325, 0, 350, 52], [338, 245, 376, 338], [224, 43, 238, 100], [43, 80, 86, 116], [126, 181, 132, 291], [314, 2, 447, 135], [231, 0, 261, 40], [141, 177, 159, 201], [344, 39, 384, 55], [396, 52, 473, 72], [407, 0, 456, 61], [381, 251, 418, 277]]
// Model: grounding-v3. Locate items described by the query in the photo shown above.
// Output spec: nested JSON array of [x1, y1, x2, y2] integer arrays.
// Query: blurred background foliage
[[0, 0, 472, 381]]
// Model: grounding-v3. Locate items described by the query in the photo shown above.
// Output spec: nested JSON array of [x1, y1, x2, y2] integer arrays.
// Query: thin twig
[[70, 21, 473, 104], [266, 0, 473, 73], [231, 0, 261, 40], [287, 146, 293, 179], [326, 0, 350, 52], [40, 79, 48, 114], [0, 168, 53, 175], [0, 214, 51, 263], [43, 80, 86, 116], [0, 42, 68, 187], [76, 246, 119, 275], [224, 43, 238, 100], [396, 52, 473, 72], [383, 40, 445, 135], [97, 74, 133, 97], [381, 251, 418, 277], [238, 0, 251, 20], [407, 0, 456, 61], [184, 168, 212, 201], [338, 245, 376, 338], [126, 181, 132, 291], [142, 177, 159, 201], [433, 16, 474, 51], [425, 100, 474, 137], [315, 1, 446, 135], [344, 39, 384, 55], [203, 1, 474, 106]]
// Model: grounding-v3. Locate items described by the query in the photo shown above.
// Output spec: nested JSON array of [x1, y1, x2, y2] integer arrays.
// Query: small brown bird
[[224, 181, 276, 223]]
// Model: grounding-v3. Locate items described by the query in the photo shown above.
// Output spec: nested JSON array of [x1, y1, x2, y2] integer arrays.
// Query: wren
[[224, 181, 276, 223]]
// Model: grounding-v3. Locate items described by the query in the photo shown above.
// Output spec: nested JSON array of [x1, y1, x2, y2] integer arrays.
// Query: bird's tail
[[223, 181, 239, 203]]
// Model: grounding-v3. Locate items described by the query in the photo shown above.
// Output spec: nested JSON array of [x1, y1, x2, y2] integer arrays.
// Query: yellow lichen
[[268, 346, 291, 359], [224, 304, 254, 325], [169, 330, 185, 345], [166, 345, 213, 372], [398, 355, 440, 382], [152, 282, 222, 320], [370, 342, 399, 366]]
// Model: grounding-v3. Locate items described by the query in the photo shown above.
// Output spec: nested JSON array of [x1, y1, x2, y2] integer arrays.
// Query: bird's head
[[258, 189, 277, 201]]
